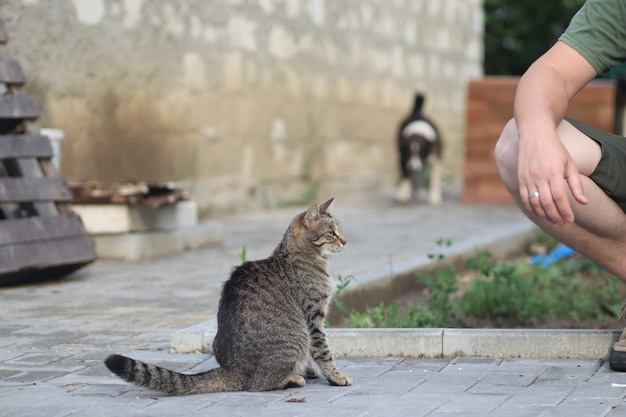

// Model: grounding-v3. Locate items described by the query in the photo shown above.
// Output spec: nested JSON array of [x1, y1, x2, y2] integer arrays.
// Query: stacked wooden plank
[[462, 76, 617, 204], [0, 19, 96, 286]]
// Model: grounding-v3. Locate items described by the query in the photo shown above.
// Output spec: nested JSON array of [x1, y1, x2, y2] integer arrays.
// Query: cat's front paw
[[327, 373, 352, 386]]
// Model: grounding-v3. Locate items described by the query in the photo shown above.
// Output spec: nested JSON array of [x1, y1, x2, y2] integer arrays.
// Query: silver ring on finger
[[528, 192, 539, 199]]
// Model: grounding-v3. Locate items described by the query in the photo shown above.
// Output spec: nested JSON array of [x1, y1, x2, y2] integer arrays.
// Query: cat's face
[[312, 216, 346, 258], [301, 198, 347, 258]]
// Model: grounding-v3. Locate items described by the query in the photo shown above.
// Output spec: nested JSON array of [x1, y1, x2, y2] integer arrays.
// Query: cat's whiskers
[[341, 237, 361, 257], [329, 242, 358, 267]]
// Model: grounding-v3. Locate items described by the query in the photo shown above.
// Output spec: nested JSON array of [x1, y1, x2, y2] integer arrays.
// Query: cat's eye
[[329, 231, 337, 237]]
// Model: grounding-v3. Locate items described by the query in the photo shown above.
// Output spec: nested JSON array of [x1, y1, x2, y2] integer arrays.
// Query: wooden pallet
[[0, 19, 96, 286]]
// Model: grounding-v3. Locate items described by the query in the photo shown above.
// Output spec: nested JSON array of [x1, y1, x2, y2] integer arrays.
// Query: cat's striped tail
[[104, 354, 242, 395]]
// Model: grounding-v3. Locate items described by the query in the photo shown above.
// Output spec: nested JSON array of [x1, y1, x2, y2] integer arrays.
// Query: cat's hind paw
[[279, 374, 306, 389], [327, 373, 352, 386]]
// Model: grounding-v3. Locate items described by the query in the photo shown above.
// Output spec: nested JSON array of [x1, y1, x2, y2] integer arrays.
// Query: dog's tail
[[412, 93, 425, 115], [104, 354, 242, 395]]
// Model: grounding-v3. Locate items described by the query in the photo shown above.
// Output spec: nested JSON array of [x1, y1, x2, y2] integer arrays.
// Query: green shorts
[[566, 117, 626, 212]]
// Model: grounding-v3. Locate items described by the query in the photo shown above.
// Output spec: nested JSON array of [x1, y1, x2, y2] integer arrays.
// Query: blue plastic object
[[529, 244, 576, 267]]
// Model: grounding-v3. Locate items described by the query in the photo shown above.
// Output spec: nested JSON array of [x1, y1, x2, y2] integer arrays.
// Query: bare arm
[[514, 40, 598, 225]]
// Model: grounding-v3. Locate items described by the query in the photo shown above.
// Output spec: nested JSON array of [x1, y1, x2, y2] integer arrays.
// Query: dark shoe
[[609, 346, 626, 372], [610, 329, 626, 372]]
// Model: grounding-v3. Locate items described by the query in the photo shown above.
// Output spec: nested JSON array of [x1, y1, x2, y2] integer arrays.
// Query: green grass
[[334, 235, 624, 329]]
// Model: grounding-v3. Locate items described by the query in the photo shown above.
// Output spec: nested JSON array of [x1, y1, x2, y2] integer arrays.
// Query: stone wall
[[1, 0, 483, 216]]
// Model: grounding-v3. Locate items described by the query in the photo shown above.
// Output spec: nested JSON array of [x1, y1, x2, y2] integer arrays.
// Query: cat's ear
[[319, 197, 335, 215], [303, 204, 320, 229], [303, 198, 334, 228]]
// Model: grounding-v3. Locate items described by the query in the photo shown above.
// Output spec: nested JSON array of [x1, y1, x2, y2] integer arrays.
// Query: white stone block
[[73, 200, 198, 234], [92, 221, 222, 261]]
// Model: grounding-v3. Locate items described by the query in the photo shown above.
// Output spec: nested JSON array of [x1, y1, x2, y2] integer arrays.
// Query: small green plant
[[333, 274, 357, 315], [419, 266, 459, 327], [460, 256, 542, 325], [239, 246, 247, 264], [231, 246, 247, 272], [428, 237, 452, 261]]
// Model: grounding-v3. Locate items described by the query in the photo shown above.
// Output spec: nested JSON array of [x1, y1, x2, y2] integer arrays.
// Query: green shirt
[[559, 0, 626, 74]]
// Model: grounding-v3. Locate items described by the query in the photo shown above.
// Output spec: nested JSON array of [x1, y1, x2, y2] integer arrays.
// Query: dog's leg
[[397, 178, 412, 203], [428, 157, 442, 205]]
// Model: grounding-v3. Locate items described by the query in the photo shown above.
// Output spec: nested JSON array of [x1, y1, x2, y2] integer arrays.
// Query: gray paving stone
[[211, 391, 289, 407], [368, 372, 426, 395], [367, 395, 445, 417], [3, 368, 85, 383], [537, 362, 601, 384], [327, 392, 389, 414], [545, 404, 624, 417], [468, 372, 540, 394], [567, 383, 626, 401], [478, 409, 545, 417], [505, 385, 576, 407], [389, 358, 449, 373], [434, 392, 512, 413], [5, 353, 71, 365], [287, 386, 351, 404], [406, 373, 487, 395]]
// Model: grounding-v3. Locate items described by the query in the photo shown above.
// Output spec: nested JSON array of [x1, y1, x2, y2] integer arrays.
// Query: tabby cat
[[105, 197, 352, 395]]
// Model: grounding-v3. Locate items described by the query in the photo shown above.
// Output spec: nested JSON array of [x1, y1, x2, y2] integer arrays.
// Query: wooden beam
[[0, 58, 25, 84], [0, 214, 97, 280], [0, 177, 72, 202], [0, 234, 96, 274], [0, 95, 39, 119], [0, 134, 53, 159], [0, 19, 7, 45], [0, 213, 88, 245]]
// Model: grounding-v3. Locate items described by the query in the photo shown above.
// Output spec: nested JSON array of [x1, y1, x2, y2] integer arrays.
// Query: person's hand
[[517, 131, 587, 226]]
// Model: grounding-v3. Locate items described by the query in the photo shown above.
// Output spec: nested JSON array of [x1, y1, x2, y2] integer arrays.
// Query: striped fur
[[105, 198, 352, 395]]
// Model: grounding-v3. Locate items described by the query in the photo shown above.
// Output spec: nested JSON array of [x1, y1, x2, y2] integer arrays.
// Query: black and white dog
[[396, 93, 443, 204]]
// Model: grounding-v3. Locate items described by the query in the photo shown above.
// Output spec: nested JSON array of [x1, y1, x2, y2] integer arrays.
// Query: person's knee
[[494, 118, 519, 188]]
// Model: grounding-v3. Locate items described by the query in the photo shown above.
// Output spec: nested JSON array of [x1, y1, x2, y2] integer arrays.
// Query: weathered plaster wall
[[1, 0, 483, 216]]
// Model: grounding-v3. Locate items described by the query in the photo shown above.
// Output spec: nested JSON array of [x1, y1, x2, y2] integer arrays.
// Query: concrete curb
[[171, 319, 620, 360]]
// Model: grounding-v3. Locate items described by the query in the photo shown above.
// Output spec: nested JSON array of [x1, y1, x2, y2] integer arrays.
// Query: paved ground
[[2, 195, 626, 416]]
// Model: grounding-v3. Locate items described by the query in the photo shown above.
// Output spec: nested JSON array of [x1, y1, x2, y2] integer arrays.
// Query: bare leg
[[495, 118, 626, 282]]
